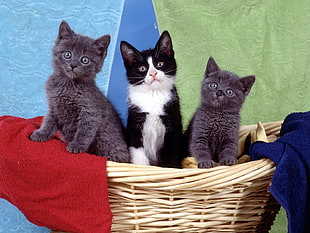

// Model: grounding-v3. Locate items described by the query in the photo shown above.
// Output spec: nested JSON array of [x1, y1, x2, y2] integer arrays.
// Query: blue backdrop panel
[[0, 0, 124, 232], [108, 0, 159, 124]]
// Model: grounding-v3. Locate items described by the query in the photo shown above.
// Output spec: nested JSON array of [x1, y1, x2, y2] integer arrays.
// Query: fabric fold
[[0, 116, 112, 233], [250, 112, 310, 233]]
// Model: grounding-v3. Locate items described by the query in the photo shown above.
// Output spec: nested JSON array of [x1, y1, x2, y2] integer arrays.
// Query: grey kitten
[[30, 20, 130, 163], [185, 57, 255, 168]]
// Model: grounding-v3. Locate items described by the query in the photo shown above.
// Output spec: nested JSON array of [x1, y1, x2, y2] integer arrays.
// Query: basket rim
[[107, 120, 282, 190], [107, 157, 274, 174], [107, 158, 276, 190]]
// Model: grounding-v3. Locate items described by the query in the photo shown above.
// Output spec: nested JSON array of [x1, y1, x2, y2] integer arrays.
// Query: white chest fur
[[128, 85, 172, 165], [128, 87, 171, 165], [142, 113, 166, 164], [128, 57, 175, 165], [128, 87, 171, 114]]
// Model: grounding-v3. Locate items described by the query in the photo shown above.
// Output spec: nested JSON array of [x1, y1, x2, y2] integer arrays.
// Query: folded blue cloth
[[250, 112, 310, 233]]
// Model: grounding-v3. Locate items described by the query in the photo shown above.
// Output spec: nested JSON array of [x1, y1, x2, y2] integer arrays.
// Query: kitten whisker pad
[[132, 79, 145, 86]]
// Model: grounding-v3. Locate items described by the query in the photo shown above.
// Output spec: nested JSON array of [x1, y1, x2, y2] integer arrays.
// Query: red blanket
[[0, 116, 112, 233]]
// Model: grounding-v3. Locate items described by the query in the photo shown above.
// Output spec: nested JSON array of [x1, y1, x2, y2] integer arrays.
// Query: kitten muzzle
[[145, 75, 160, 85], [66, 70, 78, 79]]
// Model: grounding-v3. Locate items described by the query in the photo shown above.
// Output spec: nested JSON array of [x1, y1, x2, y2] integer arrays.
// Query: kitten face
[[120, 31, 177, 91], [52, 21, 110, 80], [201, 57, 255, 110]]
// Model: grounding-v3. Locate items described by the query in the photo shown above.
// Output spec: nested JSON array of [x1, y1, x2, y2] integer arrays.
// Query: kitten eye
[[226, 89, 234, 96], [157, 61, 164, 68], [63, 51, 72, 59], [209, 83, 217, 89], [138, 66, 147, 72], [81, 56, 89, 64]]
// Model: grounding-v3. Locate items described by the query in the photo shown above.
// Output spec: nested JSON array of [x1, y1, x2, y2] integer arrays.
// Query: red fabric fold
[[0, 116, 112, 233]]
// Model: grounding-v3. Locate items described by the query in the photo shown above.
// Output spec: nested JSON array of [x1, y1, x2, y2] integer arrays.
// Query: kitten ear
[[94, 35, 111, 58], [205, 57, 220, 77], [240, 75, 255, 96], [155, 31, 174, 57], [57, 20, 75, 41], [120, 41, 142, 65]]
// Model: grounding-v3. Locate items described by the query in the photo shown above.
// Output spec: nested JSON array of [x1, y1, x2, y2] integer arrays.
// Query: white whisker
[[132, 79, 145, 86], [165, 68, 177, 74]]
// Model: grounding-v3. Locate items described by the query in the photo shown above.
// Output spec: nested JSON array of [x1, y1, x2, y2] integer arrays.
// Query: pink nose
[[150, 70, 157, 78]]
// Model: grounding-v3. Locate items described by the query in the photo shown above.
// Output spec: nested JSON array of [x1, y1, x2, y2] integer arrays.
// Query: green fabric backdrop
[[153, 0, 310, 232], [153, 0, 310, 127]]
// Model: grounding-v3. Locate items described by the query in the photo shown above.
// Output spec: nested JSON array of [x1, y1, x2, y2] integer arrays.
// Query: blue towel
[[250, 112, 310, 233]]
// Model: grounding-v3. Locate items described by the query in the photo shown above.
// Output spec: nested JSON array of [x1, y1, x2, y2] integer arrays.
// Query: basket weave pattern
[[107, 121, 282, 232]]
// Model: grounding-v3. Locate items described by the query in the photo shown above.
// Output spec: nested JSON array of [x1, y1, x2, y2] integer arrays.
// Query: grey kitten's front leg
[[66, 114, 99, 154], [30, 112, 57, 142], [194, 152, 217, 168], [218, 142, 238, 166], [189, 136, 216, 168], [67, 130, 96, 154]]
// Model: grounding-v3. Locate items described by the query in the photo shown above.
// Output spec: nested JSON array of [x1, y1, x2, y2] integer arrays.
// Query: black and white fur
[[121, 31, 183, 168]]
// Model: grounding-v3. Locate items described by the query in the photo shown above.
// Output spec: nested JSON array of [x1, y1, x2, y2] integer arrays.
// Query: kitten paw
[[219, 156, 238, 166], [66, 142, 87, 154], [29, 130, 50, 142], [198, 160, 216, 168]]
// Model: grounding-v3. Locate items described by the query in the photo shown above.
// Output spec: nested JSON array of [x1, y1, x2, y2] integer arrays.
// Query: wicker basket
[[51, 121, 282, 233], [107, 121, 282, 233]]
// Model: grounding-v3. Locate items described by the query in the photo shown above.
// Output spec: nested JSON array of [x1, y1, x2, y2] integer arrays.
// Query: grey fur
[[30, 20, 130, 163], [185, 57, 255, 168]]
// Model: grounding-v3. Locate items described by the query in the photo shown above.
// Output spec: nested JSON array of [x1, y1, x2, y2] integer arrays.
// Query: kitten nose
[[70, 64, 77, 70], [149, 69, 157, 78], [216, 90, 223, 96]]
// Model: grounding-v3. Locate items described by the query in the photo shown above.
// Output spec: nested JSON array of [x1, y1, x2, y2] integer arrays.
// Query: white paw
[[130, 147, 150, 165]]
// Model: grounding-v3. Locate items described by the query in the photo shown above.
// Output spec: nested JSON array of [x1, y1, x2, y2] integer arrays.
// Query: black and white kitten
[[185, 57, 255, 168], [30, 20, 130, 163], [120, 31, 183, 168]]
